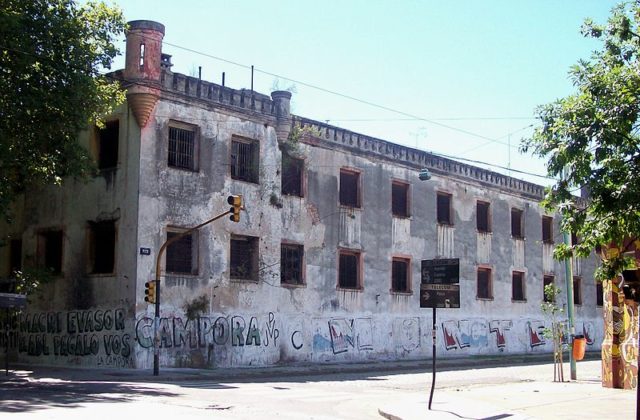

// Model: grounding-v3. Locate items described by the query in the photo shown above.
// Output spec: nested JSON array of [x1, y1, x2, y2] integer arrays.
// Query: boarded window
[[281, 243, 304, 285], [231, 137, 259, 183], [9, 239, 22, 273], [89, 221, 116, 274], [392, 182, 409, 217], [596, 281, 603, 306], [230, 235, 259, 280], [97, 120, 119, 170], [511, 208, 524, 238], [542, 216, 553, 244], [168, 125, 197, 170], [573, 277, 582, 305], [477, 267, 492, 299], [437, 192, 452, 225], [282, 156, 303, 197], [338, 250, 360, 289], [512, 271, 525, 301], [166, 230, 197, 275], [339, 169, 360, 208], [38, 230, 63, 274], [477, 201, 490, 232], [391, 257, 410, 293], [543, 275, 554, 303]]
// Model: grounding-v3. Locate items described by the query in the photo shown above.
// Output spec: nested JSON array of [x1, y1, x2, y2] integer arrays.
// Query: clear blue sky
[[105, 0, 617, 185]]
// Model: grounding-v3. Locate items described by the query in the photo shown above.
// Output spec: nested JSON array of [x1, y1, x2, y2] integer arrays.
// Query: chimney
[[271, 90, 292, 142], [124, 20, 165, 128]]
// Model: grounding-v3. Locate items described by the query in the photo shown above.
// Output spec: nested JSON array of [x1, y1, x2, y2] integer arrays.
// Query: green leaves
[[0, 0, 125, 220], [524, 1, 640, 281]]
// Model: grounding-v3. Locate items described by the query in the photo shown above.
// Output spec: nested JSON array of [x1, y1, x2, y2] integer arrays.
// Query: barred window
[[477, 201, 490, 233], [511, 208, 524, 238], [281, 244, 304, 285], [339, 169, 360, 208], [437, 192, 452, 225], [230, 235, 259, 280], [166, 230, 198, 275], [168, 124, 197, 170], [542, 216, 553, 244], [596, 281, 603, 306], [543, 275, 555, 303], [573, 277, 582, 305], [392, 182, 409, 218], [477, 267, 492, 299], [231, 137, 259, 183], [512, 271, 526, 301], [391, 257, 410, 293], [338, 250, 361, 289], [97, 120, 119, 170], [282, 156, 303, 197], [89, 221, 116, 274]]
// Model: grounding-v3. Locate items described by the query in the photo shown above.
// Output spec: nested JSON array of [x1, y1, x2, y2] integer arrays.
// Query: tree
[[0, 0, 126, 221], [541, 284, 567, 382], [522, 1, 640, 281]]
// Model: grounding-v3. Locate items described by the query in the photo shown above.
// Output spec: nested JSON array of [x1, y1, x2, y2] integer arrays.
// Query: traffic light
[[228, 194, 242, 222], [144, 280, 156, 304]]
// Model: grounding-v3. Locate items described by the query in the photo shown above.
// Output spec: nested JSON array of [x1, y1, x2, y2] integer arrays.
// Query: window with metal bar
[[230, 235, 259, 280], [543, 275, 555, 303], [281, 244, 304, 285], [511, 208, 524, 238], [231, 137, 259, 183], [282, 156, 303, 197], [542, 216, 553, 244], [512, 271, 526, 301], [391, 257, 410, 293], [477, 267, 492, 299], [168, 125, 196, 170], [89, 221, 116, 274], [339, 169, 360, 208], [392, 182, 409, 218], [166, 231, 197, 275], [338, 250, 361, 289], [437, 192, 452, 225], [573, 277, 582, 305], [596, 281, 603, 306], [97, 120, 119, 170], [477, 201, 490, 232]]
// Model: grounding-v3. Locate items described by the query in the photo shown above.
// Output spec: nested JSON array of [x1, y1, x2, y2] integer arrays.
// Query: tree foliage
[[522, 1, 640, 281], [0, 0, 126, 220]]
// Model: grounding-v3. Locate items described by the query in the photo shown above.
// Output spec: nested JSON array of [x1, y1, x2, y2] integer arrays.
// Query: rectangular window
[[281, 243, 304, 285], [391, 181, 410, 218], [573, 277, 582, 305], [437, 192, 452, 225], [9, 239, 22, 273], [166, 230, 198, 275], [511, 208, 524, 238], [542, 216, 553, 244], [571, 232, 580, 246], [230, 235, 259, 280], [168, 124, 197, 170], [596, 281, 603, 306], [231, 136, 259, 183], [38, 230, 63, 274], [89, 221, 116, 274], [477, 267, 492, 299], [391, 257, 411, 293], [282, 156, 304, 197], [97, 120, 119, 170], [339, 169, 360, 208], [512, 271, 526, 301], [476, 201, 490, 233], [543, 275, 555, 303], [338, 249, 361, 289]]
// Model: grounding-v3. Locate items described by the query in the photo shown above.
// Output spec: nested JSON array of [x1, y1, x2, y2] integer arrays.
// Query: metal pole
[[5, 308, 8, 376], [428, 307, 436, 410], [562, 230, 576, 380], [152, 209, 233, 376]]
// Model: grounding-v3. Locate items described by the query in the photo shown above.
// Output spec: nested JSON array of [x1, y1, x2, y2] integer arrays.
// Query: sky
[[103, 0, 618, 186]]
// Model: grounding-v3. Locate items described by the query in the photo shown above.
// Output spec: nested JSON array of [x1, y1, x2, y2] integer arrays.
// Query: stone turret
[[124, 20, 165, 128], [271, 90, 292, 142]]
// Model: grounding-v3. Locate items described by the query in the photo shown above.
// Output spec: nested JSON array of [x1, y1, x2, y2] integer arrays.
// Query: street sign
[[420, 259, 460, 308], [0, 293, 26, 309]]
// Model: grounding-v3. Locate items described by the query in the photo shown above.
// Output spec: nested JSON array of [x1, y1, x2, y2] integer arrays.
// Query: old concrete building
[[0, 20, 602, 370]]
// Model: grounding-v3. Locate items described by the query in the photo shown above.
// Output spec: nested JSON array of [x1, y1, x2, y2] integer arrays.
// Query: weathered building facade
[[0, 20, 603, 370]]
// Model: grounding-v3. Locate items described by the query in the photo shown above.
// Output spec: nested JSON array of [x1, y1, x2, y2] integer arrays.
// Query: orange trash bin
[[573, 335, 586, 361]]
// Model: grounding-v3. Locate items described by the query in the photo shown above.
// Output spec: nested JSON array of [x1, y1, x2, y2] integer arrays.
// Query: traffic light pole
[[152, 208, 233, 376]]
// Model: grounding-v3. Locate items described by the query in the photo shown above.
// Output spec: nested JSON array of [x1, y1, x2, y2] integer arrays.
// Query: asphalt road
[[0, 358, 635, 419]]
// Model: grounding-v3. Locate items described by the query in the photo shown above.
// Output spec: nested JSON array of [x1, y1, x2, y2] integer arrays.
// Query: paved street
[[0, 356, 635, 419]]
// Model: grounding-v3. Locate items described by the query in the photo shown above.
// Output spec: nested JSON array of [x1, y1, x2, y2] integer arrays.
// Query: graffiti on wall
[[526, 320, 546, 348], [394, 318, 421, 353], [327, 318, 373, 354], [0, 309, 132, 362], [135, 312, 282, 350]]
